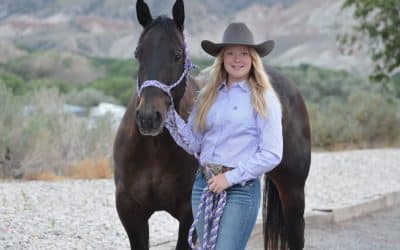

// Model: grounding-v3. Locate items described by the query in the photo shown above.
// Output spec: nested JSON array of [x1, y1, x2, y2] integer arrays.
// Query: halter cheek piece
[[136, 41, 196, 104]]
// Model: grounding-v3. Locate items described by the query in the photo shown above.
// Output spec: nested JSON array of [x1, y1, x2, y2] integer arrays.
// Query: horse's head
[[134, 0, 187, 136]]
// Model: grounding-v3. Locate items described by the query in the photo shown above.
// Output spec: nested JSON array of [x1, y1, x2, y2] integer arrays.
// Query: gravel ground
[[247, 205, 400, 250], [0, 149, 399, 250]]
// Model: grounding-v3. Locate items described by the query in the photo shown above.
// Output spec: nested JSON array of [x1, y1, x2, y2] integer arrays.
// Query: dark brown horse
[[113, 1, 198, 249], [113, 0, 311, 250], [263, 65, 311, 250]]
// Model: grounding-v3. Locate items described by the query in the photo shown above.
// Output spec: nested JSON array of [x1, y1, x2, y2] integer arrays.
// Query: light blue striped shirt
[[168, 79, 283, 186]]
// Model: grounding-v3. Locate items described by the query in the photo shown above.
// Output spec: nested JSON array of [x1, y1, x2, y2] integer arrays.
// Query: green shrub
[[389, 73, 400, 97], [4, 52, 100, 84], [0, 73, 25, 95], [279, 64, 358, 103], [65, 88, 118, 107], [348, 87, 399, 145], [89, 76, 134, 106], [282, 64, 400, 148], [91, 57, 138, 77], [27, 79, 75, 93]]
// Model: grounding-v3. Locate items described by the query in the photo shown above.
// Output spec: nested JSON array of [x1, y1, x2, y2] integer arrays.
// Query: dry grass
[[23, 171, 64, 181], [68, 157, 113, 179], [19, 157, 113, 181]]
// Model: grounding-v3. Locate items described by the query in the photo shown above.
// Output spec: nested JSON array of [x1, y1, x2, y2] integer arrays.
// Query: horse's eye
[[134, 47, 141, 59], [175, 50, 183, 61]]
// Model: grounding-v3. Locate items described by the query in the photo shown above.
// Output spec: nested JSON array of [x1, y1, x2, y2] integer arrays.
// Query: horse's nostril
[[155, 111, 162, 122]]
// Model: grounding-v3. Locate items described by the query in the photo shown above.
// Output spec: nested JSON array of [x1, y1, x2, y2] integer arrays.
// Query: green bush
[[389, 73, 400, 97], [348, 87, 399, 144], [27, 79, 75, 93], [65, 88, 118, 108], [91, 57, 138, 77], [280, 64, 400, 148], [4, 52, 100, 84], [0, 73, 25, 95], [279, 64, 357, 103], [89, 76, 134, 106]]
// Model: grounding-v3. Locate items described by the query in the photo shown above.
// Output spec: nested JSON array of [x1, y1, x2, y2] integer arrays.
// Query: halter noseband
[[136, 41, 196, 102]]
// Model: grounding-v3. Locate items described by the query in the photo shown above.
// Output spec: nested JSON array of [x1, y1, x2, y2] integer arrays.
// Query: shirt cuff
[[224, 162, 243, 186]]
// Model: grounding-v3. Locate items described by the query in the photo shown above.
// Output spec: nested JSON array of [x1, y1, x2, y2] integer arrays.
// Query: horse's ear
[[136, 0, 153, 27], [172, 0, 184, 31]]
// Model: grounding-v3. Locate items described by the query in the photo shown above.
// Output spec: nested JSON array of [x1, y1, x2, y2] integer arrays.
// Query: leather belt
[[201, 164, 232, 180]]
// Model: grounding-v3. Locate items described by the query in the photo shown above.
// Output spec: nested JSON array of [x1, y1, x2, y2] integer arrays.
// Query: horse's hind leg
[[116, 192, 151, 250], [279, 185, 306, 250]]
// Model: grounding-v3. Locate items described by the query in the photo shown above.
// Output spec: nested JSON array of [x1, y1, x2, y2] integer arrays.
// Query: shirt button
[[233, 106, 238, 110]]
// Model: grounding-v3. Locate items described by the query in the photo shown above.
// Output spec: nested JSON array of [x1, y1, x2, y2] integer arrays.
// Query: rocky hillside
[[0, 0, 371, 74]]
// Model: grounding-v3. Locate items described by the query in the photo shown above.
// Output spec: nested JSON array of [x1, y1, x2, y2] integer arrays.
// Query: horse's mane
[[178, 74, 202, 120]]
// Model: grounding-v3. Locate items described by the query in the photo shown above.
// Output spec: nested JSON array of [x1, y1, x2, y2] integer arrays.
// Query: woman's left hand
[[208, 174, 229, 194]]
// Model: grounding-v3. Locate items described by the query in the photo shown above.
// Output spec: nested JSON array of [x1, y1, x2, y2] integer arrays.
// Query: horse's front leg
[[116, 191, 151, 250], [171, 201, 195, 250]]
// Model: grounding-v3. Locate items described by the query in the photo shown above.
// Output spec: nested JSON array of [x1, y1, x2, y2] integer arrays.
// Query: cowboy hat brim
[[201, 40, 275, 58]]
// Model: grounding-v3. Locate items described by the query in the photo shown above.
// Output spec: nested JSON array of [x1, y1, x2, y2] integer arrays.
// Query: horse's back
[[266, 65, 311, 182]]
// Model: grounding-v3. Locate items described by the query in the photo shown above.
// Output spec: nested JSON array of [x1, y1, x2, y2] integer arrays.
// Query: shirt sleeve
[[164, 106, 202, 156], [224, 90, 283, 186]]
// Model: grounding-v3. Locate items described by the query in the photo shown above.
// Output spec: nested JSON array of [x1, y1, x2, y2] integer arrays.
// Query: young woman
[[165, 22, 283, 250]]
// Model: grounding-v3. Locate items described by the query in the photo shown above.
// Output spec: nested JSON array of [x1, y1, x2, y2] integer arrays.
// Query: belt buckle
[[204, 164, 223, 180]]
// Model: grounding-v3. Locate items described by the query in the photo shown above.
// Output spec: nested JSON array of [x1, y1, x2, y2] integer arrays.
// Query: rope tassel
[[188, 186, 227, 250]]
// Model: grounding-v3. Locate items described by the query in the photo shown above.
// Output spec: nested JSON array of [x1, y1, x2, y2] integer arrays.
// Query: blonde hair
[[194, 47, 274, 132]]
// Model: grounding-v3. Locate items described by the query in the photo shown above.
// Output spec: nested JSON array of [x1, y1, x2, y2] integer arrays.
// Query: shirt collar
[[219, 79, 250, 93]]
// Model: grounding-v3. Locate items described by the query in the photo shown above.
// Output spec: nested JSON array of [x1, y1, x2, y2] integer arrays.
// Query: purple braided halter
[[188, 167, 227, 250], [136, 41, 196, 102]]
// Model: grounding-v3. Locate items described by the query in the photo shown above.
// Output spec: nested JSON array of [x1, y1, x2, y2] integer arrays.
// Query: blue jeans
[[191, 170, 261, 250]]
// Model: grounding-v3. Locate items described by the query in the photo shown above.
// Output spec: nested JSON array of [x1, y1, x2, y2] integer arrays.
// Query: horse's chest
[[127, 169, 182, 205]]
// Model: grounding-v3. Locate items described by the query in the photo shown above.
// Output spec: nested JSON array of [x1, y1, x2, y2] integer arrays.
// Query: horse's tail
[[263, 175, 287, 250]]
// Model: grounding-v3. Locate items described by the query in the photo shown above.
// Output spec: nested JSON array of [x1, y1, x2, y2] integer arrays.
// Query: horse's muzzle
[[136, 110, 164, 136]]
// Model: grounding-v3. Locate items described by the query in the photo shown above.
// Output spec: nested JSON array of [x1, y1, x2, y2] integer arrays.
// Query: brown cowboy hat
[[201, 22, 275, 57]]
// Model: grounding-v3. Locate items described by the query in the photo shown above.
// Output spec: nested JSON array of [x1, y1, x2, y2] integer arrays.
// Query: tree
[[339, 0, 400, 80]]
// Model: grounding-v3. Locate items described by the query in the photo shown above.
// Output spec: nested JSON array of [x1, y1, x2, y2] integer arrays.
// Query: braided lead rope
[[166, 108, 199, 159], [188, 186, 208, 249], [209, 192, 226, 248], [202, 190, 213, 249], [187, 167, 227, 250]]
